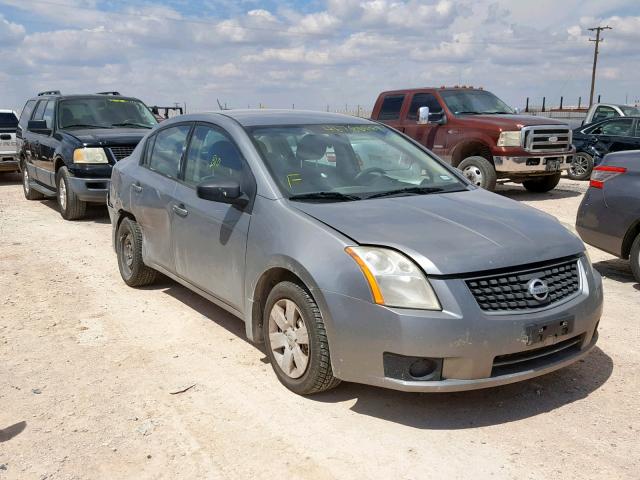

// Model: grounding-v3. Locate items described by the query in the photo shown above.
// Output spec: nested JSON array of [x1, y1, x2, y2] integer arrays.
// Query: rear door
[[401, 92, 447, 156], [131, 123, 192, 273], [170, 122, 253, 311], [375, 94, 407, 132], [38, 100, 58, 185]]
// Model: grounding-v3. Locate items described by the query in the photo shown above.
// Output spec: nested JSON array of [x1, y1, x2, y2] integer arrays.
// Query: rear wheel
[[458, 156, 497, 191], [522, 173, 561, 193], [21, 162, 44, 200], [116, 217, 158, 287], [568, 153, 594, 181], [630, 233, 640, 284], [264, 281, 340, 395], [56, 167, 87, 220]]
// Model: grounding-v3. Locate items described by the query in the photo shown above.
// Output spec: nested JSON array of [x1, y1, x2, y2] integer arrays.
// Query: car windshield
[[0, 112, 18, 129], [58, 98, 157, 129], [440, 90, 514, 115], [620, 106, 640, 116], [248, 124, 468, 201]]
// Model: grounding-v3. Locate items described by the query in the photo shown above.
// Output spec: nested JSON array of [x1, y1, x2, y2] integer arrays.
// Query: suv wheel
[[630, 233, 640, 284], [264, 281, 340, 395], [116, 217, 158, 287], [56, 167, 87, 220], [522, 173, 562, 193], [21, 162, 44, 200], [568, 153, 594, 181], [458, 156, 497, 191]]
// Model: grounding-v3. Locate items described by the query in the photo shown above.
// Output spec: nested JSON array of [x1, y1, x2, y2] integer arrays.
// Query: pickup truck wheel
[[21, 162, 44, 200], [522, 173, 562, 193], [630, 234, 640, 284], [116, 217, 158, 287], [568, 153, 594, 181], [264, 281, 341, 395], [458, 156, 497, 191], [56, 167, 87, 220]]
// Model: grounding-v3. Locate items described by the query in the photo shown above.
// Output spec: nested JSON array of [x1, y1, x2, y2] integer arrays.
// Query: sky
[[1, 0, 639, 113]]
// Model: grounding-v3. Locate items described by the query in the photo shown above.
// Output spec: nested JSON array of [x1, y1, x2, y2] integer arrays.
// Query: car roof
[[30, 94, 142, 101], [174, 109, 375, 127]]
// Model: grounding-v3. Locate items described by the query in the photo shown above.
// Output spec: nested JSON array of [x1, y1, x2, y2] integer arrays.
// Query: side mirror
[[197, 179, 247, 206], [417, 106, 430, 124], [28, 120, 51, 135]]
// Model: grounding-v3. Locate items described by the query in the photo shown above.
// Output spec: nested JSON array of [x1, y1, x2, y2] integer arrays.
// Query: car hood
[[65, 128, 148, 146], [458, 114, 569, 129], [291, 189, 584, 276]]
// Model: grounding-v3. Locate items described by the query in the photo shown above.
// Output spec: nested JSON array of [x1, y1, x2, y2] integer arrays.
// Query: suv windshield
[[440, 90, 514, 115], [248, 124, 467, 201], [0, 112, 18, 129], [620, 106, 640, 116], [58, 98, 157, 130]]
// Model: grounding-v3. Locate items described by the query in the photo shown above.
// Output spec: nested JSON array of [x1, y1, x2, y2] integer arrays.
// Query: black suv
[[17, 90, 157, 219]]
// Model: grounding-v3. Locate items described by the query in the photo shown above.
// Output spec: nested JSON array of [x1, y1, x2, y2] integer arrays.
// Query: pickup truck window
[[407, 93, 443, 120], [378, 95, 405, 120], [0, 112, 18, 129], [440, 90, 513, 115], [620, 106, 640, 116], [592, 106, 617, 122]]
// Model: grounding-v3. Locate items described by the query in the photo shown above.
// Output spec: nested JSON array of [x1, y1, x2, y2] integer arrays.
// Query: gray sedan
[[108, 110, 603, 395]]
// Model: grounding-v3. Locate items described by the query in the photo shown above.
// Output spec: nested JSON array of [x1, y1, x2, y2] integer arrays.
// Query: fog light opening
[[409, 358, 438, 379]]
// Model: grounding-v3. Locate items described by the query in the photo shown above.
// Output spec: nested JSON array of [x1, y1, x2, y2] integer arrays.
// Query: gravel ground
[[0, 173, 638, 480]]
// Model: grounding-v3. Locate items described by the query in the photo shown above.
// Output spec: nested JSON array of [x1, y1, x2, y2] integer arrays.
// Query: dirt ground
[[0, 173, 638, 480]]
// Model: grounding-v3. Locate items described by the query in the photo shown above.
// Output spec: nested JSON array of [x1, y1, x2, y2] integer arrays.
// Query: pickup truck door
[[375, 94, 407, 132], [401, 92, 448, 159]]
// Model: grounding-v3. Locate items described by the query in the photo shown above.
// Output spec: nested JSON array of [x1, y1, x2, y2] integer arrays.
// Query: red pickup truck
[[371, 87, 575, 192]]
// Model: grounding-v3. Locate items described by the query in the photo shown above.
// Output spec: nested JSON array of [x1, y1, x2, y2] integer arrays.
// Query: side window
[[42, 101, 55, 129], [599, 119, 633, 136], [142, 135, 156, 166], [148, 124, 191, 179], [19, 100, 36, 129], [32, 101, 48, 122], [183, 125, 244, 186], [635, 121, 640, 138], [407, 93, 444, 120], [592, 106, 617, 122], [378, 95, 405, 120]]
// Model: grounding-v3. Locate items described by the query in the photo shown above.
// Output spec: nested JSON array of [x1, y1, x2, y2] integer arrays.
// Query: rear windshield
[[0, 112, 18, 129]]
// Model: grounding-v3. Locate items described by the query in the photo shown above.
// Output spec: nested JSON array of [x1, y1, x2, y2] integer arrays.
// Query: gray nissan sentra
[[107, 110, 603, 395]]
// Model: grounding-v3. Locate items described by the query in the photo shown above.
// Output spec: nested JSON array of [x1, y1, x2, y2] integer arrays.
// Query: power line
[[588, 25, 612, 106]]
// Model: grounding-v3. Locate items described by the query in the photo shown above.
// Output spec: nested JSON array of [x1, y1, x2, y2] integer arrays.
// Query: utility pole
[[588, 25, 612, 106]]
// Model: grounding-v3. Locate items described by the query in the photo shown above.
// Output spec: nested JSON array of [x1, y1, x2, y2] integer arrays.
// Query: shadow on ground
[[497, 184, 583, 202], [0, 421, 26, 442], [593, 258, 636, 284], [39, 199, 110, 224], [0, 172, 21, 186]]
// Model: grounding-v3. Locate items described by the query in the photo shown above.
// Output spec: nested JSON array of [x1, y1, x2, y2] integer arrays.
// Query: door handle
[[131, 182, 143, 193], [172, 204, 189, 217]]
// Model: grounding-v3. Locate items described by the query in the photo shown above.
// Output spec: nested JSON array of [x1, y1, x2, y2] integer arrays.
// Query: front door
[[171, 123, 252, 311], [401, 92, 447, 158], [376, 94, 406, 133]]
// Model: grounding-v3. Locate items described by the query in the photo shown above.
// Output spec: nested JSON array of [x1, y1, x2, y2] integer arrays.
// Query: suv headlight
[[73, 147, 108, 164], [497, 131, 521, 147], [346, 246, 441, 310]]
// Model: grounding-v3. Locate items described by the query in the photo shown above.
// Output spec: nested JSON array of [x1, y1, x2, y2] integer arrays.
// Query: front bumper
[[320, 256, 603, 392], [0, 151, 19, 172], [494, 153, 573, 174], [66, 175, 110, 203]]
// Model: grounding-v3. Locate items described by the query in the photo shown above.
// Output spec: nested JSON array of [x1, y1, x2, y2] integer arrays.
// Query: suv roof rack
[[97, 91, 121, 96], [37, 90, 61, 96]]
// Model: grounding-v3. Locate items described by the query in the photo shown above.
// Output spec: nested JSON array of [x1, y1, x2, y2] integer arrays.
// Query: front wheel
[[568, 153, 594, 181], [458, 156, 497, 191], [56, 167, 87, 220], [630, 233, 640, 284], [522, 173, 561, 193], [264, 281, 340, 395]]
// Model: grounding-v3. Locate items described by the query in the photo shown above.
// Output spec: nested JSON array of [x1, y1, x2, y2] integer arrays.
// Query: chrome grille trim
[[521, 125, 572, 153]]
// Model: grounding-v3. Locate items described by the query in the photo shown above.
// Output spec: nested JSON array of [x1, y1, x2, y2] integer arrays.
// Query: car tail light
[[590, 165, 626, 189]]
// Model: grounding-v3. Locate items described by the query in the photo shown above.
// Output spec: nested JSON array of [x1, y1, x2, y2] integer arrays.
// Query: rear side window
[[148, 124, 191, 178], [18, 100, 36, 129], [378, 95, 405, 120], [0, 112, 18, 129], [32, 101, 48, 121], [592, 106, 617, 122], [407, 93, 444, 120]]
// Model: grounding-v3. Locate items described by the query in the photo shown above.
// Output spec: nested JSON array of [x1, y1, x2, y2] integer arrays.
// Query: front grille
[[108, 145, 136, 161], [491, 335, 583, 377], [522, 125, 571, 152], [466, 258, 581, 312]]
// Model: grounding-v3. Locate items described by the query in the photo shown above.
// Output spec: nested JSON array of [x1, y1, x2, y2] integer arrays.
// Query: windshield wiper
[[366, 186, 445, 199], [480, 111, 512, 115], [455, 111, 481, 115], [288, 192, 361, 202], [62, 124, 111, 129], [111, 122, 153, 129]]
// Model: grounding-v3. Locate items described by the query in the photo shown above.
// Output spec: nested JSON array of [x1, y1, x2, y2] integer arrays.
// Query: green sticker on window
[[210, 154, 222, 168], [287, 173, 302, 188]]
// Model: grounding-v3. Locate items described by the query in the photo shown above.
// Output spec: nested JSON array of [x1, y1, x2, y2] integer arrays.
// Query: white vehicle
[[0, 109, 19, 173], [582, 103, 640, 125]]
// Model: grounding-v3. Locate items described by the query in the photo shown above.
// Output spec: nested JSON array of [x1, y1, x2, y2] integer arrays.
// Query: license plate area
[[525, 317, 573, 346], [545, 159, 560, 171]]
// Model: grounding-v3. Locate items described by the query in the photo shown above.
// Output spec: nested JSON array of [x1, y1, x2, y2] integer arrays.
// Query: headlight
[[73, 147, 108, 164], [345, 246, 441, 310], [497, 131, 521, 147]]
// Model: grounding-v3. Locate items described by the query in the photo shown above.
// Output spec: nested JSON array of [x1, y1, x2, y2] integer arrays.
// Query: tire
[[116, 216, 158, 287], [21, 161, 44, 200], [630, 233, 640, 284], [56, 167, 87, 220], [263, 281, 340, 395], [568, 152, 594, 181], [522, 173, 562, 193], [458, 156, 497, 191]]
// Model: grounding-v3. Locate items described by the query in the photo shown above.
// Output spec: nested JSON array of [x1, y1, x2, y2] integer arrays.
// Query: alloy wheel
[[268, 299, 310, 379], [58, 177, 67, 211], [570, 154, 591, 177]]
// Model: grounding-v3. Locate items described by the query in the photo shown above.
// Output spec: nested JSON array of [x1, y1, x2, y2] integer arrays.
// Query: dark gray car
[[577, 150, 640, 282], [108, 110, 603, 395]]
